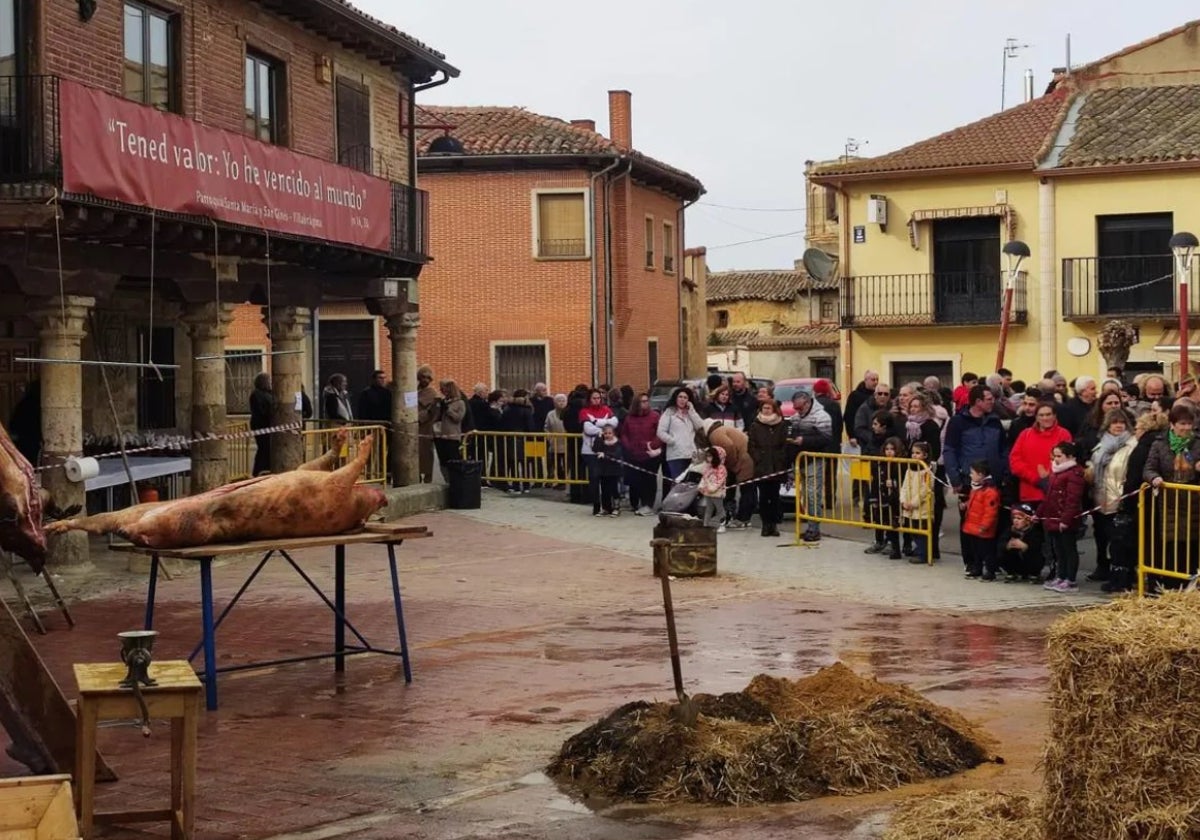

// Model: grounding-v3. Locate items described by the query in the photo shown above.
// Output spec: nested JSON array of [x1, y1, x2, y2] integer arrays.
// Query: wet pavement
[[4, 505, 1070, 839]]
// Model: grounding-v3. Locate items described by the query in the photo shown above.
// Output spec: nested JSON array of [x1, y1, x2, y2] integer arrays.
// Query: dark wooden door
[[933, 217, 1001, 324], [319, 319, 375, 413], [1097, 213, 1173, 315]]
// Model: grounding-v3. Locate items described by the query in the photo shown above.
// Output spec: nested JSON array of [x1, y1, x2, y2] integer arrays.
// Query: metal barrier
[[792, 452, 935, 564], [1137, 481, 1200, 595], [459, 431, 588, 486], [301, 424, 389, 485], [226, 419, 253, 481]]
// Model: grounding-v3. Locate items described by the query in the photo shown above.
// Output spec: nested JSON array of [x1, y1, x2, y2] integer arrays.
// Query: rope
[[594, 452, 794, 489]]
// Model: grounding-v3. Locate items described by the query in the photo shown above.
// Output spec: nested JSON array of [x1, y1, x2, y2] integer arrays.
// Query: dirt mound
[[549, 662, 997, 805]]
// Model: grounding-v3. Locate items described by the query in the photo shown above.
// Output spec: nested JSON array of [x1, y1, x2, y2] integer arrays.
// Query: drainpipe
[[603, 159, 633, 385], [1038, 177, 1057, 375], [678, 194, 701, 377], [409, 70, 453, 185], [835, 182, 853, 396], [589, 156, 623, 385]]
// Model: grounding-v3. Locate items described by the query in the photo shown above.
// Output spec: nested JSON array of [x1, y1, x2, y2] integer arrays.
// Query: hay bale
[[549, 662, 997, 805], [884, 791, 1040, 840], [1044, 592, 1200, 840]]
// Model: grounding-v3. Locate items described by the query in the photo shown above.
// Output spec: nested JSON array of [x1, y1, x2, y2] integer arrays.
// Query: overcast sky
[[356, 1, 1196, 272]]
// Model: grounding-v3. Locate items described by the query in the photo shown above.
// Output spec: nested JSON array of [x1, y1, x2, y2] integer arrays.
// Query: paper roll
[[64, 456, 101, 483]]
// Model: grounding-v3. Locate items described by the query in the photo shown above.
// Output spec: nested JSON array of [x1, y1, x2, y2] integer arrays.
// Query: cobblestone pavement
[[1, 496, 1078, 839]]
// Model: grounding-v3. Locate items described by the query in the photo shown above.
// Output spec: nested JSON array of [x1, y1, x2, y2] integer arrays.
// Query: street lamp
[[995, 239, 1031, 372], [1170, 231, 1197, 384]]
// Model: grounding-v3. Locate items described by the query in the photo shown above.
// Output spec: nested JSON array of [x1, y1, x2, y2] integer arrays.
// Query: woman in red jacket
[[1009, 402, 1073, 503]]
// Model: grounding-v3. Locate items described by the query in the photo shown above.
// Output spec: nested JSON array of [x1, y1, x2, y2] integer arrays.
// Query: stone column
[[182, 302, 236, 493], [375, 304, 419, 487], [30, 296, 95, 567], [266, 305, 311, 474]]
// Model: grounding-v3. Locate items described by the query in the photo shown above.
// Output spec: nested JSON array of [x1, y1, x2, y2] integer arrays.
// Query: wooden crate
[[0, 775, 79, 839]]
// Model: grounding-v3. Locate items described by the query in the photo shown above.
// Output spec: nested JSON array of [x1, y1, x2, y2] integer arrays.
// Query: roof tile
[[748, 325, 839, 349], [706, 270, 836, 303], [1056, 85, 1200, 168], [815, 90, 1071, 179]]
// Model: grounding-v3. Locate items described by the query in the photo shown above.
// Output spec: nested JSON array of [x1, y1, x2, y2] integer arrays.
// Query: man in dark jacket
[[844, 370, 878, 444], [853, 383, 893, 449], [1058, 375, 1098, 437], [356, 370, 393, 423], [531, 382, 555, 432], [249, 372, 275, 476], [944, 385, 1009, 493], [728, 373, 758, 430]]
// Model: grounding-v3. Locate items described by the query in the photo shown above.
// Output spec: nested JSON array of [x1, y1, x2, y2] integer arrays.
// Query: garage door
[[891, 361, 953, 388], [319, 319, 376, 416]]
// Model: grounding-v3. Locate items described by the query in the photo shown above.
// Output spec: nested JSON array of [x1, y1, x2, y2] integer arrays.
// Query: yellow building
[[811, 20, 1200, 391], [705, 269, 839, 382]]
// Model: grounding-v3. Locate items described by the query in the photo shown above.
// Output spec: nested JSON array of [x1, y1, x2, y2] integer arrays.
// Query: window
[[494, 344, 547, 394], [644, 216, 655, 269], [811, 357, 836, 381], [535, 192, 586, 258], [820, 299, 835, 322], [715, 310, 729, 329], [123, 1, 177, 112], [648, 340, 659, 386], [225, 350, 265, 415], [335, 77, 372, 173], [824, 186, 839, 222], [1096, 213, 1173, 315], [137, 326, 176, 430], [245, 51, 284, 144], [932, 217, 1002, 324], [663, 221, 676, 273], [0, 0, 16, 77]]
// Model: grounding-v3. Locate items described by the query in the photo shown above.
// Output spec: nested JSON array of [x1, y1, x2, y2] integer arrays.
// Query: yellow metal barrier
[[301, 424, 389, 485], [225, 419, 253, 481], [793, 451, 935, 564], [1137, 481, 1200, 595], [459, 431, 588, 486]]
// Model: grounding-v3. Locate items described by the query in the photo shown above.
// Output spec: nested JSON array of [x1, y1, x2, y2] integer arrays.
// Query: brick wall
[[37, 0, 410, 181]]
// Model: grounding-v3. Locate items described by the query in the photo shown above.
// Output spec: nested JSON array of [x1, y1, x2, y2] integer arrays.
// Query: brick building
[[410, 91, 704, 393], [1, 0, 456, 563]]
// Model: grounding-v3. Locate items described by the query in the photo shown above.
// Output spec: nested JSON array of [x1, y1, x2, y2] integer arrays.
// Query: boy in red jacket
[[1039, 441, 1087, 594], [961, 459, 1001, 580]]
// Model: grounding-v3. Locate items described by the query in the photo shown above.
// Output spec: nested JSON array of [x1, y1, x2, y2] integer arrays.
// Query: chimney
[[608, 90, 632, 150], [571, 119, 596, 132], [1023, 69, 1035, 102]]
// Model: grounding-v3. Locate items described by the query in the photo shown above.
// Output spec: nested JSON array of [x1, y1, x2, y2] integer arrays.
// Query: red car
[[776, 378, 842, 418]]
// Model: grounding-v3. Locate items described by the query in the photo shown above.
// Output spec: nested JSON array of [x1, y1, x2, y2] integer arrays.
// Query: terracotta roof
[[327, 0, 449, 60], [748, 325, 839, 349], [706, 270, 836, 303], [416, 106, 704, 199], [709, 328, 760, 346], [813, 90, 1071, 180], [1055, 85, 1200, 168], [1048, 20, 1200, 92]]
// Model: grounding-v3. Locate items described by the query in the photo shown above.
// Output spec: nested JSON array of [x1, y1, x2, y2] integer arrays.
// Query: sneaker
[[1042, 578, 1062, 591], [727, 520, 750, 531], [716, 525, 727, 534], [964, 571, 980, 579], [908, 556, 926, 565], [592, 511, 603, 517], [802, 530, 821, 542], [1004, 574, 1021, 583], [606, 510, 620, 518], [1053, 579, 1079, 593], [981, 573, 996, 582], [864, 544, 886, 555], [637, 506, 655, 517], [1086, 569, 1110, 582], [888, 551, 902, 560]]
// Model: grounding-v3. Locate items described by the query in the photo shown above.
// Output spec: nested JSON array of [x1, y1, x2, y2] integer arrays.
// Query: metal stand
[[0, 550, 74, 634]]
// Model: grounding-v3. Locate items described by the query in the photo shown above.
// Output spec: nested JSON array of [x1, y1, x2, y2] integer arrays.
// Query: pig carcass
[[46, 433, 387, 549], [0, 421, 46, 570]]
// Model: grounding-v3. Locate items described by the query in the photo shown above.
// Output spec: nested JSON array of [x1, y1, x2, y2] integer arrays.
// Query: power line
[[693, 206, 780, 237], [696, 201, 807, 213], [706, 229, 807, 250]]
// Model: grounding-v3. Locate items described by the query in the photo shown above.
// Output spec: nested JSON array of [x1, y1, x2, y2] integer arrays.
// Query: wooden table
[[74, 661, 201, 839], [109, 523, 431, 711]]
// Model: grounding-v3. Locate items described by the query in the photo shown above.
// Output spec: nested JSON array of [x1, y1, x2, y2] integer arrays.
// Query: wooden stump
[[651, 516, 717, 577]]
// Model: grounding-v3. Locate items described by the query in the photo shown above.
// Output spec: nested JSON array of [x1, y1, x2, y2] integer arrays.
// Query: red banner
[[59, 80, 391, 252]]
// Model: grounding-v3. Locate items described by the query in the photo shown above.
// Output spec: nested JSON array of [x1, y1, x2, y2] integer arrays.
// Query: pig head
[[0, 421, 46, 571]]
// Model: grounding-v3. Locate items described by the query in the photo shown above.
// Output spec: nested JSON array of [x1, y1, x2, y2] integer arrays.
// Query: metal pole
[[1179, 253, 1191, 384], [1001, 47, 1008, 110], [995, 270, 1016, 372]]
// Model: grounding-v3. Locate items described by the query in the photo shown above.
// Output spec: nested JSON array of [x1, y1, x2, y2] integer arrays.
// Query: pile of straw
[[549, 662, 996, 805], [1043, 592, 1200, 840], [883, 791, 1040, 840]]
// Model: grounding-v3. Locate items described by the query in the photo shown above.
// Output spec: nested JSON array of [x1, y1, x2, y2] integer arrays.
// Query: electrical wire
[[706, 229, 807, 250], [697, 201, 807, 212]]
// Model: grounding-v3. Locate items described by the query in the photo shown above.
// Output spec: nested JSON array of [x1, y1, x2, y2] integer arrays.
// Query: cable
[[693, 207, 780, 237], [706, 229, 807, 250], [697, 201, 807, 212]]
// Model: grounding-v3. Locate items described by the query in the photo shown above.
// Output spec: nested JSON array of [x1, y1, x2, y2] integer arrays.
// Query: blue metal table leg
[[199, 558, 218, 710], [334, 544, 346, 673], [144, 554, 159, 630], [387, 543, 412, 684]]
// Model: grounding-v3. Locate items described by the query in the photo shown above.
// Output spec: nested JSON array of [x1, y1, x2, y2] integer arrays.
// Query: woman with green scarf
[[1144, 403, 1200, 577]]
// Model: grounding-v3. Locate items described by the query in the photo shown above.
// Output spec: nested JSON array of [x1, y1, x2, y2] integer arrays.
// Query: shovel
[[651, 538, 699, 726]]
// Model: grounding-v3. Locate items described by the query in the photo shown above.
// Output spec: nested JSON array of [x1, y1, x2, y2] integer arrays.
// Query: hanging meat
[[46, 432, 387, 549], [0, 421, 46, 571]]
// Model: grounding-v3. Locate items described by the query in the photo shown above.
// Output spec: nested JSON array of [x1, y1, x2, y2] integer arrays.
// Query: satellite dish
[[801, 248, 839, 283]]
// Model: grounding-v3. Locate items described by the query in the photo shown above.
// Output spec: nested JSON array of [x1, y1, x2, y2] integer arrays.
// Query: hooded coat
[[702, 419, 754, 483], [698, 446, 728, 497]]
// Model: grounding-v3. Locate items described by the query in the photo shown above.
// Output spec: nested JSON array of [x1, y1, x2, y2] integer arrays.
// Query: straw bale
[[1043, 592, 1200, 840], [549, 662, 996, 805], [883, 790, 1040, 840]]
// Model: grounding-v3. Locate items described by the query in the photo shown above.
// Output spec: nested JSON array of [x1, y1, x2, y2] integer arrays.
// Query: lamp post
[[1170, 231, 1197, 384], [995, 239, 1030, 372]]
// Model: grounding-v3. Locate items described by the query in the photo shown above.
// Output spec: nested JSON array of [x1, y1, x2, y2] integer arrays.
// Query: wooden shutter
[[537, 193, 585, 257], [336, 77, 371, 173]]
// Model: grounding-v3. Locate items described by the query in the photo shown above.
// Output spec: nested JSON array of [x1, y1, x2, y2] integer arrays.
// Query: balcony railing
[[664, 254, 675, 273], [1062, 255, 1200, 320], [537, 238, 587, 258], [840, 271, 1027, 328], [0, 75, 428, 262]]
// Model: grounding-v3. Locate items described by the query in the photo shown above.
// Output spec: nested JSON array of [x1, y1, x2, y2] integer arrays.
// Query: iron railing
[[537, 238, 586, 258], [1061, 255, 1200, 320], [664, 254, 675, 273], [840, 271, 1027, 328], [0, 75, 429, 261]]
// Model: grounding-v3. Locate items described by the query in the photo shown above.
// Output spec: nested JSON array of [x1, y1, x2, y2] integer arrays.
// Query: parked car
[[649, 374, 776, 412], [775, 378, 843, 418]]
